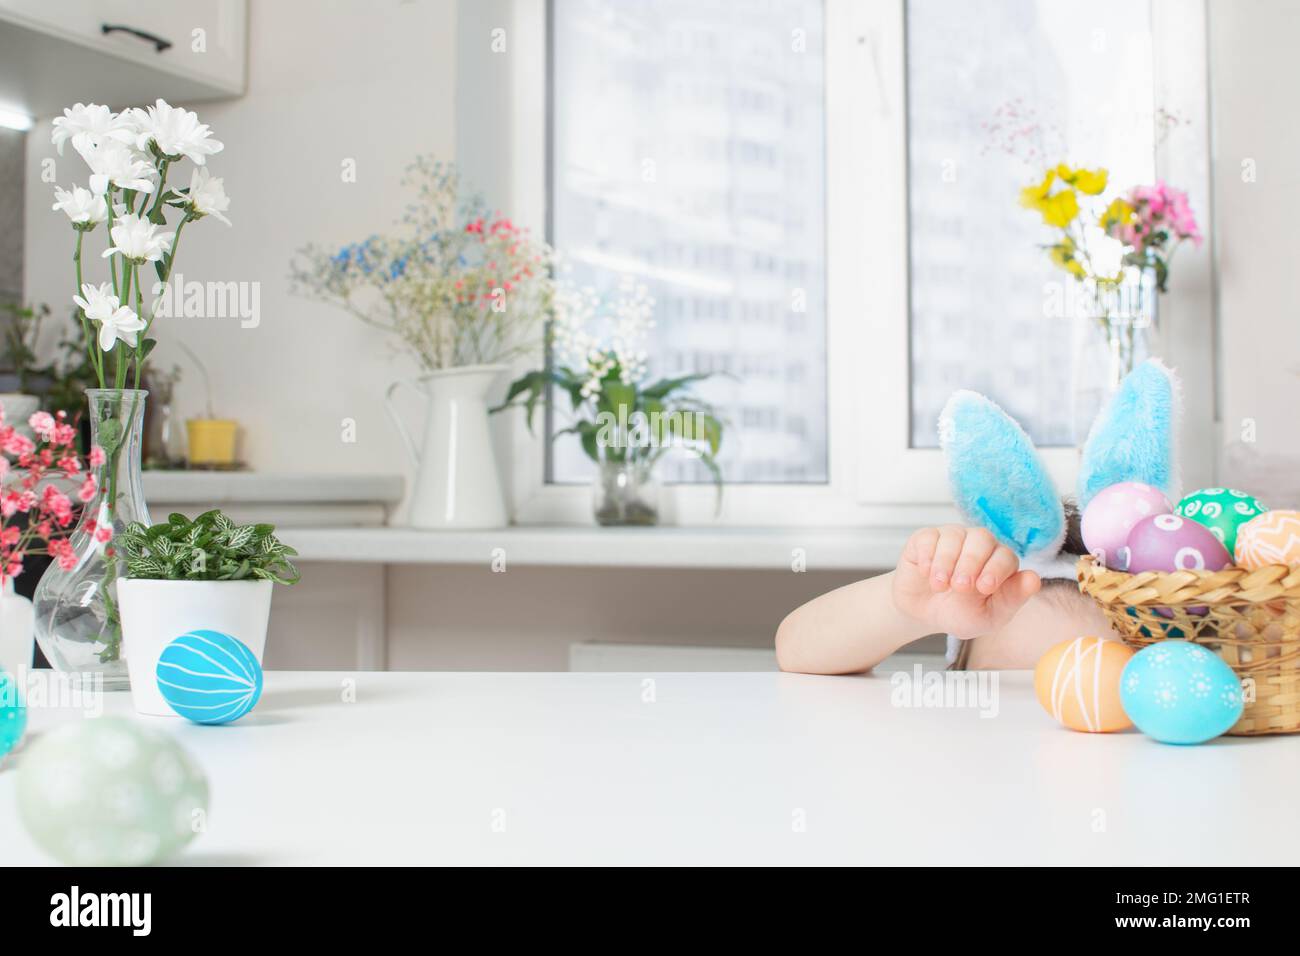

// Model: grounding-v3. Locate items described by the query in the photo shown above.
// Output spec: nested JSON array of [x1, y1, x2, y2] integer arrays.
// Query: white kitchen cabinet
[[0, 0, 246, 119]]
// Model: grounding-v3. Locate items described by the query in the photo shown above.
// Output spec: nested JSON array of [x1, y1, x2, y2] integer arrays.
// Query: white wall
[[23, 0, 459, 484], [1210, 0, 1300, 502]]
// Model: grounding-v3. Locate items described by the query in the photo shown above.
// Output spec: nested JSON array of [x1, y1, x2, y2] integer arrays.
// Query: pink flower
[[57, 456, 81, 475], [77, 475, 98, 503], [48, 538, 76, 571], [1, 430, 33, 457], [53, 423, 78, 447], [41, 486, 74, 526], [27, 411, 55, 439], [89, 446, 106, 468], [94, 524, 113, 544]]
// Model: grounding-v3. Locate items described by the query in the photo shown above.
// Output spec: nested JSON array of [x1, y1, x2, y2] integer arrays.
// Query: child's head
[[951, 501, 1117, 669]]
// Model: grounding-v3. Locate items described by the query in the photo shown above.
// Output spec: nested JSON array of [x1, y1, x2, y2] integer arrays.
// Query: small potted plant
[[115, 509, 298, 716], [0, 302, 53, 434], [493, 276, 726, 526]]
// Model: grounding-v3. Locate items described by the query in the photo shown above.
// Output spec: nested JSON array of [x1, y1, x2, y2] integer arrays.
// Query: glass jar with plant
[[34, 99, 231, 688], [290, 155, 556, 528], [494, 277, 725, 526]]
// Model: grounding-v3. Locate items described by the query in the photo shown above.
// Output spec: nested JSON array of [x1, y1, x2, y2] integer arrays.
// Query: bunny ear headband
[[938, 358, 1182, 581]]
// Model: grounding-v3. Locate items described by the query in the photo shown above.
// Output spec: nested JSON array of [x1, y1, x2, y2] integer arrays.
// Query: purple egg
[[1125, 513, 1233, 574], [1082, 482, 1173, 569]]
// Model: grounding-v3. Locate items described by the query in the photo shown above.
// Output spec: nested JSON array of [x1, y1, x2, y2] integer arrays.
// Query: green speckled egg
[[17, 717, 209, 866], [1175, 488, 1268, 556]]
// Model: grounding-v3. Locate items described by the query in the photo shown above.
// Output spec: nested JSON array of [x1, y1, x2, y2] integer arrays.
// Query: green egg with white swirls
[[1175, 487, 1268, 558]]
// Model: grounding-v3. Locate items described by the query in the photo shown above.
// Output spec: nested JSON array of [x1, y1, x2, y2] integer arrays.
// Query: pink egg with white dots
[[1124, 513, 1233, 574], [1081, 482, 1174, 570]]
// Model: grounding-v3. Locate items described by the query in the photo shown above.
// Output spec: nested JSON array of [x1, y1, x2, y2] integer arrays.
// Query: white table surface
[[1, 669, 1296, 866]]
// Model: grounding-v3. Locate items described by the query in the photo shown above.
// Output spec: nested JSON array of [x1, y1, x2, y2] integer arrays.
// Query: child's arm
[[775, 526, 1042, 674]]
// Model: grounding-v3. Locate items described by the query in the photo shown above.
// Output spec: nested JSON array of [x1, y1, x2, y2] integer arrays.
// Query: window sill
[[279, 525, 911, 571]]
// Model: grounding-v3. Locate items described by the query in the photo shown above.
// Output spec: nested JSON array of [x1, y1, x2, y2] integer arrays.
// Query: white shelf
[[142, 471, 404, 505], [278, 525, 910, 571]]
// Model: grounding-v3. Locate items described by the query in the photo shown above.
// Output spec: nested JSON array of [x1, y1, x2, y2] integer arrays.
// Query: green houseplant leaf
[[119, 510, 300, 585]]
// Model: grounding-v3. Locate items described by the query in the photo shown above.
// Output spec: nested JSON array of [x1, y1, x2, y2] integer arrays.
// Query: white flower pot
[[384, 364, 508, 529], [0, 578, 34, 683], [119, 579, 273, 716]]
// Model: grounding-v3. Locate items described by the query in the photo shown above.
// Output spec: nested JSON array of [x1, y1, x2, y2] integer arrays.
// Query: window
[[476, 0, 1210, 522], [906, 0, 1156, 448], [548, 0, 828, 484]]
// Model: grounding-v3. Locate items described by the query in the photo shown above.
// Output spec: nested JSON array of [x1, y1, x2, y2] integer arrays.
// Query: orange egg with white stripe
[[1033, 636, 1135, 733], [1234, 510, 1300, 571]]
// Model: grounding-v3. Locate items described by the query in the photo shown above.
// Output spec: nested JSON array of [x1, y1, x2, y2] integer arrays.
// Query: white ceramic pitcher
[[384, 364, 508, 529]]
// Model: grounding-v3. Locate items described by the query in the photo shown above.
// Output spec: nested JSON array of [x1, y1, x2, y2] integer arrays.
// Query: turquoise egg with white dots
[[17, 718, 209, 866], [157, 630, 263, 725], [0, 670, 26, 764], [1120, 641, 1244, 744]]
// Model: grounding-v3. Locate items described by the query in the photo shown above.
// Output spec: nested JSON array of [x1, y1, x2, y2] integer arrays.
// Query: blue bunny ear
[[939, 391, 1065, 559], [1077, 358, 1181, 510]]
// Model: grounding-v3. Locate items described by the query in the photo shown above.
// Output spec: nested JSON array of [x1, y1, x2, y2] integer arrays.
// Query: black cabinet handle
[[101, 23, 173, 53]]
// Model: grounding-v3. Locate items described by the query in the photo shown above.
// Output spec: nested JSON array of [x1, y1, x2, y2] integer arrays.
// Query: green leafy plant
[[1, 301, 51, 393], [115, 510, 300, 585], [491, 277, 727, 499]]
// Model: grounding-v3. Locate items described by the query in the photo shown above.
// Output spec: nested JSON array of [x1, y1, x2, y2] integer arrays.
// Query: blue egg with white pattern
[[156, 630, 263, 725], [0, 670, 26, 763], [1119, 641, 1243, 744]]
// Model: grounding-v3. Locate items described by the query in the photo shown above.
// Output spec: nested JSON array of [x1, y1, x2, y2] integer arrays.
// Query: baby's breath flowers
[[290, 155, 554, 371], [0, 401, 110, 583]]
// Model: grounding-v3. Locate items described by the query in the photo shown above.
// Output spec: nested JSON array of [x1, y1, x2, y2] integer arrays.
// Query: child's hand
[[892, 526, 1042, 640]]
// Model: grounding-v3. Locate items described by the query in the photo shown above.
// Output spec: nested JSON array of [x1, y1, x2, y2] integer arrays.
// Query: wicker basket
[[1077, 554, 1300, 735]]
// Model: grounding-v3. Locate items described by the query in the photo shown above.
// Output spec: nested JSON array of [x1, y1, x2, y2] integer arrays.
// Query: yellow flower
[[1020, 168, 1078, 227], [1049, 237, 1086, 278], [1037, 188, 1079, 227], [1019, 169, 1056, 208], [1098, 197, 1134, 230], [1071, 167, 1108, 195]]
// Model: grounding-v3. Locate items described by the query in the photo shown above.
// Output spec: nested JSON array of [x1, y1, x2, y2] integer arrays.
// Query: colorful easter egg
[[1234, 510, 1300, 570], [0, 670, 26, 765], [1119, 641, 1243, 744], [157, 629, 263, 725], [1124, 513, 1232, 574], [17, 717, 209, 865], [1033, 636, 1135, 733], [1175, 488, 1267, 556], [1081, 482, 1173, 569]]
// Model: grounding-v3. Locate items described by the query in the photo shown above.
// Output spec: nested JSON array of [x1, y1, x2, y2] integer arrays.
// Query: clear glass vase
[[593, 456, 661, 527], [1070, 272, 1159, 444], [33, 389, 150, 690]]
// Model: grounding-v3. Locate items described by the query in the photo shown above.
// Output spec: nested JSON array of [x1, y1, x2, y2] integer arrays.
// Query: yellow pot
[[186, 419, 239, 467]]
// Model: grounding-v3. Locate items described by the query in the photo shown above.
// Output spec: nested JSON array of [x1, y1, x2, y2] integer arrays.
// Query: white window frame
[[459, 0, 1215, 527]]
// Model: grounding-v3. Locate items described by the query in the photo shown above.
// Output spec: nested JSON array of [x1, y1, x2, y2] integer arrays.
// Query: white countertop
[[2, 670, 1294, 866], [280, 525, 912, 570]]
